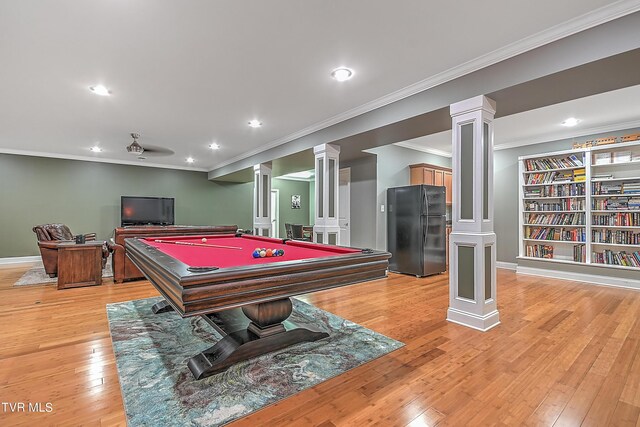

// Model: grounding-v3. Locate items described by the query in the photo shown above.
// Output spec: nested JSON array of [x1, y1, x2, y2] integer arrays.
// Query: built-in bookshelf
[[518, 139, 640, 270]]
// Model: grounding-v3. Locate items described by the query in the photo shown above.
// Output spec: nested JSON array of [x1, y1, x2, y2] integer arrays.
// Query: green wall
[[271, 178, 310, 238], [0, 154, 252, 257]]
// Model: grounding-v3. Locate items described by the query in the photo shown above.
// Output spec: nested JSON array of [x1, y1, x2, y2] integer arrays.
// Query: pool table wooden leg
[[187, 297, 329, 380], [151, 299, 174, 314], [187, 326, 329, 380]]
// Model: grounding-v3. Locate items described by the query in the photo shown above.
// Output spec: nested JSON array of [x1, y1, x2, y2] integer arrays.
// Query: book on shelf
[[593, 173, 614, 180], [622, 182, 640, 195], [613, 151, 632, 164], [524, 199, 585, 211], [592, 181, 622, 195], [525, 244, 554, 259], [594, 152, 611, 165], [524, 226, 585, 242], [523, 183, 585, 197], [526, 212, 584, 225], [524, 155, 583, 171], [592, 249, 640, 267], [592, 229, 640, 245], [592, 212, 640, 226]]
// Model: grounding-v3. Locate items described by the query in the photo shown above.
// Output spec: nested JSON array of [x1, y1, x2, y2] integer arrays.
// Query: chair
[[289, 224, 312, 241], [32, 224, 109, 277], [284, 223, 294, 240]]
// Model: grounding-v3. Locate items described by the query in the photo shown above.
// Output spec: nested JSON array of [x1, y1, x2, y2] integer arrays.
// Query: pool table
[[125, 233, 391, 379]]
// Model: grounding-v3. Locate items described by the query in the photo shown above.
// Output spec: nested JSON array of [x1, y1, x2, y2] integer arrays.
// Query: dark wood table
[[125, 233, 390, 379], [57, 241, 104, 290]]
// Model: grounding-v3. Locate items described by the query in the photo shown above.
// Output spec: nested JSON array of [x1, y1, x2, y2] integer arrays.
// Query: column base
[[447, 307, 500, 332]]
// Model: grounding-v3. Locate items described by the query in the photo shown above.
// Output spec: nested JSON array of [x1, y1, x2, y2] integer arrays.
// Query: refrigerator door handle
[[423, 220, 428, 242], [421, 189, 428, 216]]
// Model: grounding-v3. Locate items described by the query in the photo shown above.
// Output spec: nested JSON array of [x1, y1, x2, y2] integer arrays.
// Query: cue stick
[[153, 239, 243, 250]]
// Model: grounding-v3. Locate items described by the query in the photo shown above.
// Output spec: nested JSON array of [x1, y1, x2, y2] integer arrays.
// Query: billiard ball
[[252, 250, 260, 258], [266, 249, 273, 257], [202, 238, 207, 243], [259, 250, 266, 258]]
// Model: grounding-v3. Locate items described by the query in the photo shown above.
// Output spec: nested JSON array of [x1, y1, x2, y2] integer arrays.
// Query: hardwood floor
[[1, 264, 639, 426]]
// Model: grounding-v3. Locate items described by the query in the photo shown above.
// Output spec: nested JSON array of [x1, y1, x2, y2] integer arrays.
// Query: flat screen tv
[[121, 196, 175, 226]]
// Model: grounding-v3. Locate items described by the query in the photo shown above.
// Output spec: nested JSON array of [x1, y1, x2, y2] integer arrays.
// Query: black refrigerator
[[387, 185, 446, 277]]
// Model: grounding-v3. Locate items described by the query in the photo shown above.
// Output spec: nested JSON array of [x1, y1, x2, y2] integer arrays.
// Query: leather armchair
[[32, 224, 108, 277]]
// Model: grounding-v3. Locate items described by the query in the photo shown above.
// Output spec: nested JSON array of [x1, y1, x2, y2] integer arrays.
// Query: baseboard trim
[[496, 261, 517, 271], [516, 265, 640, 291], [0, 255, 41, 265], [446, 308, 501, 332]]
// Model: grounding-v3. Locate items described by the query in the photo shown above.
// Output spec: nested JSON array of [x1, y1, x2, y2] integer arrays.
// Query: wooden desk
[[57, 241, 104, 290]]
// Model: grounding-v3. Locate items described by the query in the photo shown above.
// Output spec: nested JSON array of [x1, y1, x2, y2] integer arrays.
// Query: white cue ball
[[202, 238, 207, 243]]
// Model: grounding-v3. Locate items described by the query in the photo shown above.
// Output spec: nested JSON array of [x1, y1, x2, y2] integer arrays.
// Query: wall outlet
[[380, 204, 385, 213]]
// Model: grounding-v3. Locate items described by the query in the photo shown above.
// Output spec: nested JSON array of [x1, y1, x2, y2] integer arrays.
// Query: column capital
[[313, 143, 341, 156], [450, 95, 496, 117], [253, 162, 272, 172]]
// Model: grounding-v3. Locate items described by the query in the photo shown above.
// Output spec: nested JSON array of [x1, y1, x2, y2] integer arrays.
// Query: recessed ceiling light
[[186, 157, 195, 163], [89, 85, 111, 96], [331, 67, 354, 82], [90, 145, 103, 153], [209, 143, 220, 150], [248, 120, 262, 128], [561, 117, 581, 127]]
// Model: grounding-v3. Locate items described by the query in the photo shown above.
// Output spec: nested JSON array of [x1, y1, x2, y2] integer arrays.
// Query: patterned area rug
[[107, 297, 403, 427], [14, 256, 113, 286]]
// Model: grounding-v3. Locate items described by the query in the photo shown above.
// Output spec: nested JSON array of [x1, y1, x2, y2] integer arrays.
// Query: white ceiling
[[395, 84, 640, 156], [0, 0, 632, 171]]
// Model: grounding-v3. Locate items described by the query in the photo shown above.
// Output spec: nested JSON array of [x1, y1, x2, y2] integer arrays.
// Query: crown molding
[[392, 141, 452, 158], [209, 0, 640, 172], [0, 148, 210, 172], [494, 119, 640, 152]]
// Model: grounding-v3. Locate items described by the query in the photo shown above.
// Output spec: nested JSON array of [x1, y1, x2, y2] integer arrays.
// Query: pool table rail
[[125, 237, 391, 317]]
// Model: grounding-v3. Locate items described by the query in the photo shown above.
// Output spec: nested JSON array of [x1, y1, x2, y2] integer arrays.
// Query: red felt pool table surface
[[142, 234, 360, 269]]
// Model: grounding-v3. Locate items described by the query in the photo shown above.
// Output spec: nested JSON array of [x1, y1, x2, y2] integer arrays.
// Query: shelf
[[523, 165, 584, 174], [525, 210, 585, 213], [518, 256, 640, 271], [588, 262, 640, 271], [522, 182, 584, 187], [592, 176, 640, 182], [592, 210, 640, 213], [523, 239, 585, 244], [592, 160, 640, 168], [523, 196, 585, 200], [591, 242, 640, 248], [523, 224, 585, 227], [591, 225, 640, 229], [590, 139, 640, 152], [517, 256, 586, 266], [520, 143, 640, 273]]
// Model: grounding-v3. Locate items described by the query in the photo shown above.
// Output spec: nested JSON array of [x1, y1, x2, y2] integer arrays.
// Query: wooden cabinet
[[409, 163, 453, 205]]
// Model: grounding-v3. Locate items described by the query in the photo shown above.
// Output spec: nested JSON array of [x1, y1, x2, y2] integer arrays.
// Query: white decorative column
[[253, 163, 272, 237], [447, 95, 500, 331], [313, 144, 340, 245]]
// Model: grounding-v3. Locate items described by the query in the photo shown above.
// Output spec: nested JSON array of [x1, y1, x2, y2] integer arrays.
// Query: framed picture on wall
[[291, 195, 301, 209]]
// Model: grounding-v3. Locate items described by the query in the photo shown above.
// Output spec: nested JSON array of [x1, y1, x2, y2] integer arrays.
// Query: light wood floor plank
[[0, 265, 639, 426]]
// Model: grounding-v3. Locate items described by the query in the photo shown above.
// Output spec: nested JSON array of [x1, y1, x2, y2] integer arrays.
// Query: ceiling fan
[[126, 133, 174, 158]]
